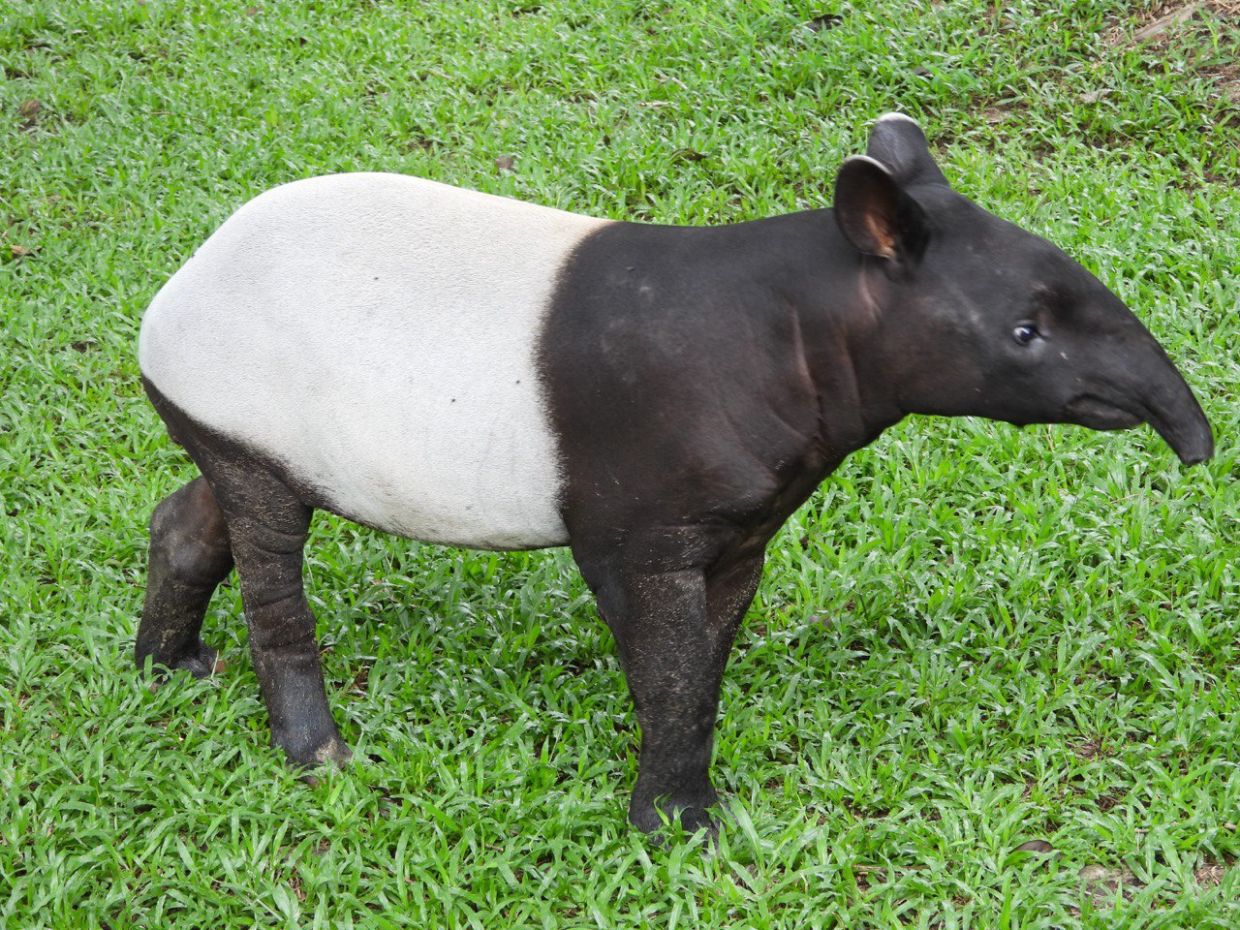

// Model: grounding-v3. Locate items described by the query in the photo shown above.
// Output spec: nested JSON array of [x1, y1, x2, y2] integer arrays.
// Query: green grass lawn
[[2, 1, 1237, 927]]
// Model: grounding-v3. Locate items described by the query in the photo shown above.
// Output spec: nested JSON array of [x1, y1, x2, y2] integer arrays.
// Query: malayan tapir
[[137, 114, 1213, 833]]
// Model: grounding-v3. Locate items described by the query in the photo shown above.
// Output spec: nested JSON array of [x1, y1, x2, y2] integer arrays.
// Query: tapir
[[137, 114, 1213, 833]]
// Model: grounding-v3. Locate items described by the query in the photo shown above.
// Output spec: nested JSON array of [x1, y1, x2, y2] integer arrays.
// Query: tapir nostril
[[1172, 428, 1214, 466]]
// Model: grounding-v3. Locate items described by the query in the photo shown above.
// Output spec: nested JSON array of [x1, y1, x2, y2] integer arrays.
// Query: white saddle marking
[[140, 173, 609, 548]]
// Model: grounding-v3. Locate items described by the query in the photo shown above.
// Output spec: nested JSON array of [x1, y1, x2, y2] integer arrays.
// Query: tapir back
[[139, 173, 609, 548]]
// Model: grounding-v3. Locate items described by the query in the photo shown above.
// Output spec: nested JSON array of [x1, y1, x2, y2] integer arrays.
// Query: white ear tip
[[875, 112, 920, 127], [843, 154, 893, 174]]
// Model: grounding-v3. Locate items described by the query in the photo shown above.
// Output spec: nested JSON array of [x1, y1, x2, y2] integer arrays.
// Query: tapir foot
[[278, 727, 353, 771], [137, 637, 225, 680], [138, 476, 234, 682], [629, 785, 720, 837], [257, 649, 353, 770]]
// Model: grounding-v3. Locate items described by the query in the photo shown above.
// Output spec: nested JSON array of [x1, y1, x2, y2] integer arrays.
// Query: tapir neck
[[772, 210, 907, 457]]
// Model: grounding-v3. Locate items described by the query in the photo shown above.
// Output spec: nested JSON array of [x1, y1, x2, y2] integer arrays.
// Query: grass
[[1, 0, 1237, 927]]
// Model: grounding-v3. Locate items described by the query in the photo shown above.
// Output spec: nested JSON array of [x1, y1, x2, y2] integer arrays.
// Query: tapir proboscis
[[137, 114, 1213, 834]]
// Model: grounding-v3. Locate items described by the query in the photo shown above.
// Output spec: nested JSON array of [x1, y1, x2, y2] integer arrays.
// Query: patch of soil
[[1201, 60, 1240, 104], [1107, 1, 1239, 47], [1071, 737, 1107, 760], [1079, 863, 1142, 905], [1194, 860, 1228, 887]]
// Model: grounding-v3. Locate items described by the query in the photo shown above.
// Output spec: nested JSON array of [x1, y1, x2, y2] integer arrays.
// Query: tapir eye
[[1012, 323, 1040, 346]]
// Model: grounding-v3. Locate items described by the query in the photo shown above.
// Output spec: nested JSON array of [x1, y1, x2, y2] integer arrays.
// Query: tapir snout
[[1058, 311, 1214, 465]]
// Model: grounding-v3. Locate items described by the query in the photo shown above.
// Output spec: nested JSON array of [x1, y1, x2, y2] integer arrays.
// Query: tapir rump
[[137, 115, 1213, 833]]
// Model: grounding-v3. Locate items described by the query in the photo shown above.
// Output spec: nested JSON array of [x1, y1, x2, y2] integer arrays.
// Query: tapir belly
[[139, 173, 610, 549]]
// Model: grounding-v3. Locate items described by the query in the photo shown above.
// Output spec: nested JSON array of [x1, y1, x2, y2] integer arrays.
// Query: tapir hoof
[[279, 730, 353, 773], [137, 638, 224, 681], [629, 790, 720, 838]]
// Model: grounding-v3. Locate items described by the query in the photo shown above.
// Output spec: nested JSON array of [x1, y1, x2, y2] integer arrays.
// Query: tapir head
[[834, 114, 1214, 466]]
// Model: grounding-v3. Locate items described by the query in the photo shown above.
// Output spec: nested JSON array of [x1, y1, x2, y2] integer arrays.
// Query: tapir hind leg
[[206, 466, 351, 768], [578, 548, 764, 833], [142, 378, 348, 767], [136, 476, 233, 678]]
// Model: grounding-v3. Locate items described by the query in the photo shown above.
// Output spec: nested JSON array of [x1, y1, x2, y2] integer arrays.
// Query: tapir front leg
[[580, 550, 763, 833]]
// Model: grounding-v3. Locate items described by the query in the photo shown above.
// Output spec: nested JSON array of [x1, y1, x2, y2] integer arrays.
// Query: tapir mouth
[[1065, 392, 1214, 466], [1064, 394, 1143, 432]]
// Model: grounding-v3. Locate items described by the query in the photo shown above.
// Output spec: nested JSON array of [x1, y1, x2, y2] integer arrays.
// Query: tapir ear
[[866, 113, 950, 188], [833, 155, 929, 269]]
